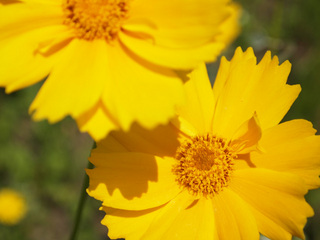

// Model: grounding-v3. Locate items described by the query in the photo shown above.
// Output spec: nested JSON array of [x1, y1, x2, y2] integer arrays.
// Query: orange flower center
[[62, 0, 130, 41], [172, 135, 236, 197]]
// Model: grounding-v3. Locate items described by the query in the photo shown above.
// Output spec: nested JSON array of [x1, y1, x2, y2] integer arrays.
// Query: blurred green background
[[1, 0, 320, 239]]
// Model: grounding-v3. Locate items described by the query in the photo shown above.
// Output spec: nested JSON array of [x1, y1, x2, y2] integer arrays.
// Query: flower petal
[[101, 41, 185, 131], [76, 100, 120, 141], [230, 168, 314, 239], [119, 31, 225, 69], [212, 188, 259, 240], [101, 205, 163, 240], [144, 197, 218, 240], [120, 0, 239, 69], [87, 153, 180, 211], [230, 112, 262, 154], [140, 190, 209, 240], [215, 2, 241, 46], [96, 122, 183, 157], [127, 0, 234, 46], [170, 116, 198, 138], [29, 39, 108, 123], [0, 24, 70, 92], [175, 64, 215, 134], [250, 119, 320, 188], [249, 207, 292, 240], [101, 190, 194, 240], [212, 47, 301, 139], [0, 1, 62, 40]]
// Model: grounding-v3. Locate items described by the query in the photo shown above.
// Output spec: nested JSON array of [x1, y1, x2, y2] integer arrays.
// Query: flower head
[[0, 188, 27, 225], [87, 47, 320, 240], [0, 0, 240, 140]]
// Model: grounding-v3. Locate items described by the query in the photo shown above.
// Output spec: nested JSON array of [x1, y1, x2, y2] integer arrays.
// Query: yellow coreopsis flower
[[87, 47, 320, 240], [0, 188, 27, 225], [0, 0, 240, 140]]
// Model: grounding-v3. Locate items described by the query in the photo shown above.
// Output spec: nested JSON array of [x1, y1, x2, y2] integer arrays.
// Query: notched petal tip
[[233, 46, 244, 56], [244, 46, 254, 56], [280, 59, 292, 73], [230, 46, 257, 64]]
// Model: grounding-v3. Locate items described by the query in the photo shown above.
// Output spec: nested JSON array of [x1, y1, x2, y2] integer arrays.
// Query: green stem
[[69, 144, 95, 240]]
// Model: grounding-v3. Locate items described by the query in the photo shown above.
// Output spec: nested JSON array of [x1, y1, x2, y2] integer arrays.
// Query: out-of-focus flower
[[0, 0, 240, 140], [87, 47, 320, 240], [0, 188, 27, 225]]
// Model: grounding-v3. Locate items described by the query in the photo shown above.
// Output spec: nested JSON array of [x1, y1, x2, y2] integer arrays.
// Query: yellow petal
[[143, 198, 218, 240], [101, 190, 193, 240], [212, 188, 259, 240], [120, 0, 240, 68], [119, 31, 225, 69], [230, 168, 314, 239], [212, 49, 254, 98], [101, 41, 185, 131], [76, 101, 120, 141], [0, 24, 70, 93], [170, 116, 198, 138], [250, 119, 320, 188], [0, 1, 62, 40], [175, 64, 215, 134], [249, 206, 292, 240], [96, 121, 182, 157], [128, 0, 231, 49], [212, 47, 301, 139], [30, 39, 109, 123], [87, 153, 180, 211], [140, 190, 197, 240], [101, 205, 164, 240], [0, 0, 18, 5], [230, 112, 262, 154], [7, 0, 58, 4], [215, 2, 241, 47]]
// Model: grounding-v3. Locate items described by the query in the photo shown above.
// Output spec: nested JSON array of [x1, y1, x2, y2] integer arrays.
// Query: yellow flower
[[0, 188, 27, 225], [87, 47, 320, 240], [0, 0, 240, 140]]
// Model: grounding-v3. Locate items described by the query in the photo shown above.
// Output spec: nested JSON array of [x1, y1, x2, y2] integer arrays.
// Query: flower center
[[172, 135, 236, 198], [62, 0, 129, 41]]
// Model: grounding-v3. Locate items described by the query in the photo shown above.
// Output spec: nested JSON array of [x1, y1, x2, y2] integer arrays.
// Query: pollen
[[62, 0, 129, 41], [172, 135, 237, 198]]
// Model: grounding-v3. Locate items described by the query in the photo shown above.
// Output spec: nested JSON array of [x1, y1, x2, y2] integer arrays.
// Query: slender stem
[[69, 144, 95, 240]]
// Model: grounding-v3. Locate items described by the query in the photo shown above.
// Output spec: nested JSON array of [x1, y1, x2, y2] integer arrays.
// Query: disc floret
[[173, 135, 237, 197]]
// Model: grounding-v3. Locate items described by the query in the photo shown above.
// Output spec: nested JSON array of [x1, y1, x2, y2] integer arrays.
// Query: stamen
[[62, 0, 129, 41], [172, 135, 237, 198]]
